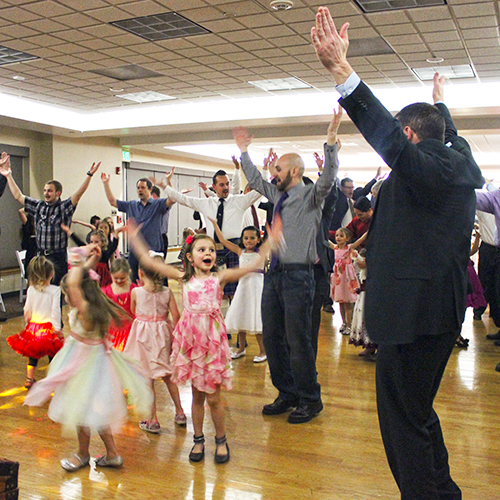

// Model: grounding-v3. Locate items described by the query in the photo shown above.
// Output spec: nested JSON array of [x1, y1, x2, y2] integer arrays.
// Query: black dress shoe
[[473, 313, 482, 320], [496, 362, 500, 373], [0, 317, 6, 322], [287, 401, 323, 424], [262, 397, 298, 415], [486, 330, 500, 340], [494, 340, 500, 347]]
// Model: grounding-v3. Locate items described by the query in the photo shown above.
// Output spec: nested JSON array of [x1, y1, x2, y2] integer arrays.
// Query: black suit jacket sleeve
[[353, 178, 376, 200], [0, 175, 6, 198]]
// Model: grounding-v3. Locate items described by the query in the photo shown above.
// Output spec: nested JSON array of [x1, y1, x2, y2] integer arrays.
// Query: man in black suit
[[312, 8, 483, 499]]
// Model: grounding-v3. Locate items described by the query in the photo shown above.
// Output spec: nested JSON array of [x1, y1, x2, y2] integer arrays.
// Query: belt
[[41, 249, 66, 256], [273, 263, 313, 272]]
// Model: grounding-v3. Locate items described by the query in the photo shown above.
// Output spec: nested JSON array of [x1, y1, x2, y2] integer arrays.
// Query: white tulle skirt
[[24, 334, 153, 432]]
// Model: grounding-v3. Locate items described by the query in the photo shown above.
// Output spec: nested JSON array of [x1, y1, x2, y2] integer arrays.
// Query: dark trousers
[[474, 242, 500, 326], [42, 250, 67, 286], [261, 267, 321, 404], [376, 331, 461, 500], [311, 265, 330, 359]]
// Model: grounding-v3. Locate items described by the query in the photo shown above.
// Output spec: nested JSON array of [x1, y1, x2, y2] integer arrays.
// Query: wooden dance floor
[[1, 281, 500, 500]]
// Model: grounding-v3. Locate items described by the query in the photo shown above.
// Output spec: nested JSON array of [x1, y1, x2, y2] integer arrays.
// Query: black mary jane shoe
[[189, 434, 205, 462], [214, 435, 230, 464]]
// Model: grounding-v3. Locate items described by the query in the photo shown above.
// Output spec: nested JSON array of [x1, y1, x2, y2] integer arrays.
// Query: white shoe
[[253, 355, 267, 363], [231, 350, 246, 359], [339, 323, 346, 333]]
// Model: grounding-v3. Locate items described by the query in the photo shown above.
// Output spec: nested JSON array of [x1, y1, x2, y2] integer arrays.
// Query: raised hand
[[232, 126, 253, 153], [313, 152, 324, 172], [311, 7, 352, 84], [88, 162, 101, 176], [327, 105, 343, 146], [432, 72, 446, 104], [231, 155, 240, 169], [199, 181, 208, 191], [101, 172, 110, 184], [0, 152, 11, 176], [165, 167, 175, 187]]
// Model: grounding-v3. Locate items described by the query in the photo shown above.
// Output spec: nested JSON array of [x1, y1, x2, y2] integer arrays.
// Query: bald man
[[233, 113, 340, 424]]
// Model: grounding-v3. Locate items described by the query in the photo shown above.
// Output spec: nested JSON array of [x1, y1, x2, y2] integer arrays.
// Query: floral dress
[[170, 274, 232, 393], [330, 246, 359, 303]]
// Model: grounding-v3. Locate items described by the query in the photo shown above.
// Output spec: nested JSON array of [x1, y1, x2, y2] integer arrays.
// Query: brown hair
[[336, 227, 353, 241], [60, 269, 126, 338], [110, 258, 131, 276], [27, 256, 54, 290], [182, 234, 217, 281], [139, 255, 165, 292]]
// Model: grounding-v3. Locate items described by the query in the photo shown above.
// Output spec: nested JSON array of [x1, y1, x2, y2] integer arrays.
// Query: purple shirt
[[476, 188, 500, 246]]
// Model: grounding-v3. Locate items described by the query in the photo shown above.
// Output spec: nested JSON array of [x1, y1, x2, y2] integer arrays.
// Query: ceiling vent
[[248, 77, 311, 91], [354, 0, 446, 14], [412, 64, 475, 81], [0, 45, 38, 66], [116, 91, 176, 103], [111, 12, 211, 41], [89, 65, 164, 81]]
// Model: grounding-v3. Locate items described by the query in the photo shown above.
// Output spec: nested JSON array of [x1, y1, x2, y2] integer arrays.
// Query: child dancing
[[24, 245, 153, 471], [124, 256, 187, 432], [102, 258, 136, 351], [7, 256, 63, 388], [127, 223, 275, 464], [210, 219, 267, 362]]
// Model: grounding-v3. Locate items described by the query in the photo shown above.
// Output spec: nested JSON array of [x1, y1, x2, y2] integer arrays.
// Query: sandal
[[189, 434, 205, 462], [214, 435, 230, 464], [174, 413, 187, 426], [24, 378, 35, 389], [60, 453, 90, 472], [139, 420, 161, 434], [95, 454, 123, 468]]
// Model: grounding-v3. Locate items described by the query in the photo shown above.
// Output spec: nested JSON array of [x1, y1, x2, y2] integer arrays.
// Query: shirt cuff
[[336, 72, 361, 98]]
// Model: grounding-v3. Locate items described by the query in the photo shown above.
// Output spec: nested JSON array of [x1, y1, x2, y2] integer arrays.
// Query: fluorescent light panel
[[248, 77, 311, 92], [116, 91, 176, 103], [412, 65, 475, 81]]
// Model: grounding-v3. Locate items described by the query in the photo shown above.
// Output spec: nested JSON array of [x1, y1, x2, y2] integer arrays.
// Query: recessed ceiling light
[[248, 77, 311, 91], [116, 91, 176, 103], [412, 64, 475, 81], [270, 0, 294, 10], [109, 87, 124, 92], [12, 75, 25, 81]]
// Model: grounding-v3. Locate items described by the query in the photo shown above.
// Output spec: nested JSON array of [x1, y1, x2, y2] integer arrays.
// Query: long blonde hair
[[27, 256, 53, 290]]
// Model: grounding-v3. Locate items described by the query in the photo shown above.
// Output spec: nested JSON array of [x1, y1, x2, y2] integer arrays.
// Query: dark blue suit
[[340, 81, 483, 499]]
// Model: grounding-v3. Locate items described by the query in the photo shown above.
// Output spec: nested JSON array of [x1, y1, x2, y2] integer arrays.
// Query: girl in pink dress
[[123, 256, 186, 433], [126, 226, 274, 465], [101, 258, 136, 351], [329, 227, 360, 336]]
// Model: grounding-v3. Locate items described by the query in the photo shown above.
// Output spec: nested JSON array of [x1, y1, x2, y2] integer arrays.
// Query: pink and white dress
[[170, 274, 232, 393], [330, 246, 359, 303], [24, 308, 153, 432]]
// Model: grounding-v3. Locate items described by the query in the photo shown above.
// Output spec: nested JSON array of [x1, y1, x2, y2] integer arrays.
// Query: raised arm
[[126, 220, 183, 280], [230, 155, 241, 194], [0, 153, 25, 204], [207, 217, 241, 255], [101, 172, 118, 208], [70, 162, 101, 207]]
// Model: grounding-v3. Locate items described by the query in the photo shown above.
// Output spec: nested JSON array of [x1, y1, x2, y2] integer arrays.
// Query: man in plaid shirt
[[0, 152, 100, 285]]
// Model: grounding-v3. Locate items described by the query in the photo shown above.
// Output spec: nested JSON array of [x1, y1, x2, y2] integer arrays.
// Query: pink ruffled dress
[[170, 274, 232, 393]]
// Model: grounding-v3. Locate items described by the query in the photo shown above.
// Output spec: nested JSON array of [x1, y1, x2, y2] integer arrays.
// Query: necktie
[[348, 198, 356, 219], [215, 198, 224, 243], [270, 192, 288, 270], [251, 204, 260, 229]]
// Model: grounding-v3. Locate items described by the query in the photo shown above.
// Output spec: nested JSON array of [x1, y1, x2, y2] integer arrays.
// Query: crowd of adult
[[0, 6, 496, 498]]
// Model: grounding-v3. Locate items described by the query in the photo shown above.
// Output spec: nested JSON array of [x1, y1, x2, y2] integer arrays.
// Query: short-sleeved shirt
[[116, 197, 167, 252], [24, 196, 75, 252]]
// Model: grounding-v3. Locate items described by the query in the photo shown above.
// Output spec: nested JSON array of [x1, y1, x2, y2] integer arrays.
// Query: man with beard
[[232, 110, 340, 424]]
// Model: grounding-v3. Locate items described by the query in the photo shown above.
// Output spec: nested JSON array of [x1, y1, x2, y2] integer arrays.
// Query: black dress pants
[[376, 331, 461, 500]]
